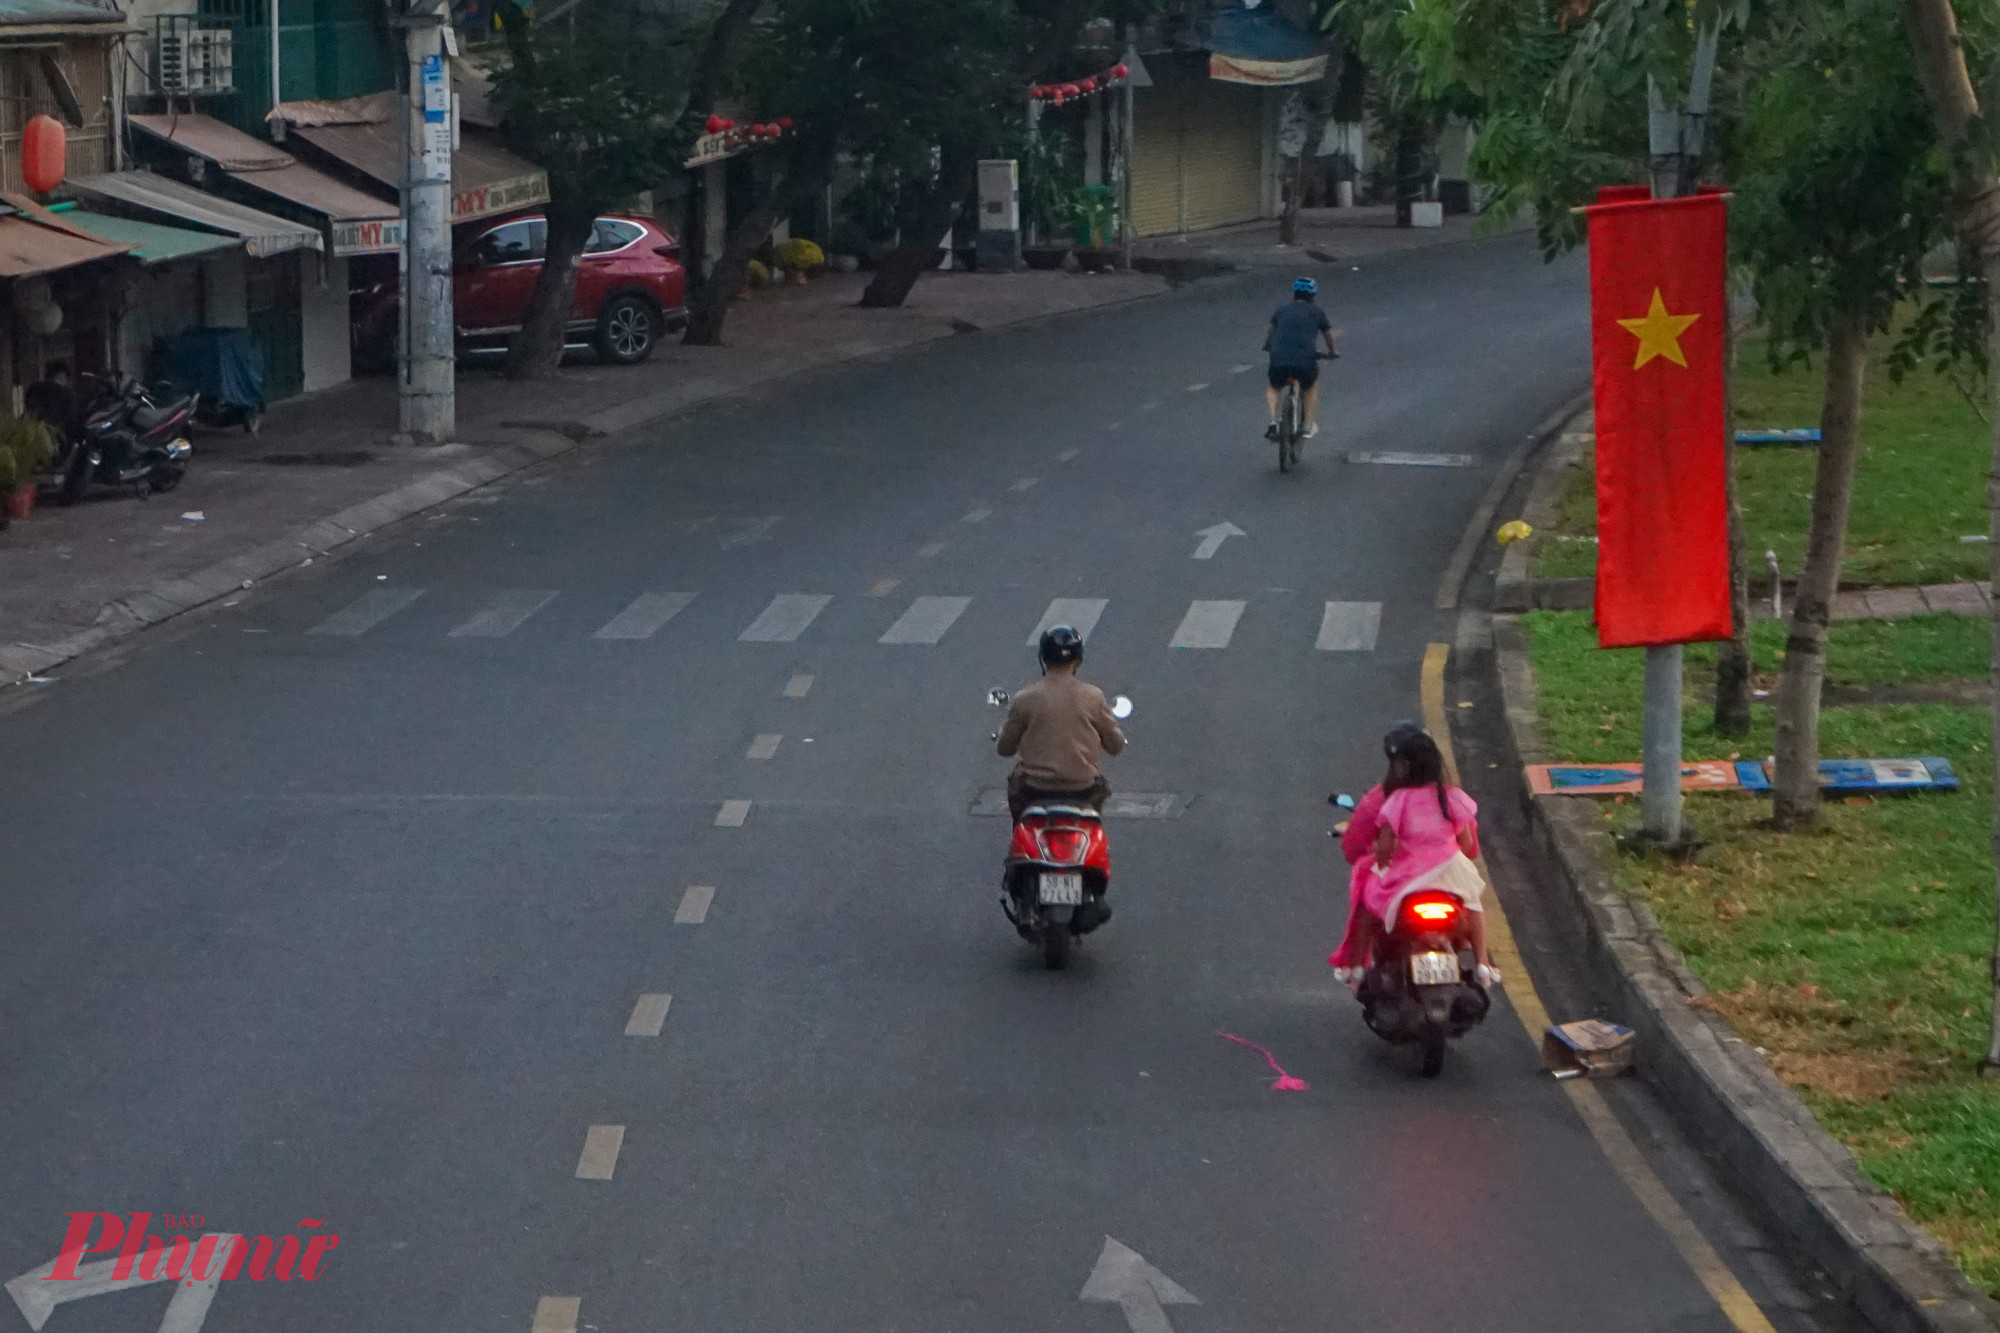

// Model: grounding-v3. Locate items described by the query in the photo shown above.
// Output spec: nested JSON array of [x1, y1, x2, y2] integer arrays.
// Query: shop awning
[[127, 113, 402, 256], [0, 0, 124, 37], [67, 172, 321, 259], [0, 210, 128, 277], [1208, 5, 1327, 86], [290, 121, 548, 224], [50, 205, 239, 265]]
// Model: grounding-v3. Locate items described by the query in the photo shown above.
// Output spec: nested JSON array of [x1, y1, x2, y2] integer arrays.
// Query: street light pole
[[399, 0, 454, 444]]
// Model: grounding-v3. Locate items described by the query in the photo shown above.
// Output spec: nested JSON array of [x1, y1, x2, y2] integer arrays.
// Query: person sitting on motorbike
[[997, 625, 1126, 823], [1329, 725, 1499, 988]]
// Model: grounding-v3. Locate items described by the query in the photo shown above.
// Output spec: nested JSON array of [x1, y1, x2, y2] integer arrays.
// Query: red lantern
[[778, 116, 793, 129], [1062, 82, 1080, 96], [720, 118, 735, 129], [704, 114, 724, 134], [21, 115, 64, 194], [1112, 62, 1129, 79], [1081, 77, 1097, 92]]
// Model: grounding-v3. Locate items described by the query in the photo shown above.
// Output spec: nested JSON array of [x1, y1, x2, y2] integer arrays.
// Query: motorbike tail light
[[1040, 827, 1088, 863], [1401, 891, 1461, 932]]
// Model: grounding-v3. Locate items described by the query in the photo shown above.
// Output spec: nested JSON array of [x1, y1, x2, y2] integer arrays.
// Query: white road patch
[[626, 993, 672, 1036], [676, 885, 716, 922], [449, 590, 560, 638], [1059, 448, 1081, 461], [783, 674, 814, 698], [714, 800, 751, 827], [1169, 600, 1246, 649], [1028, 598, 1108, 644], [746, 733, 783, 760], [1010, 477, 1039, 492], [916, 541, 948, 558], [739, 594, 831, 642], [575, 1125, 625, 1179], [1317, 601, 1382, 651], [962, 507, 993, 523], [867, 578, 901, 597], [532, 1297, 581, 1333], [309, 587, 424, 636], [880, 596, 971, 645], [1345, 450, 1475, 467], [593, 592, 695, 640]]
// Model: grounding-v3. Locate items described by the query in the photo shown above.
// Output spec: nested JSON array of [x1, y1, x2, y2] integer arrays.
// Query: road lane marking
[[309, 587, 424, 636], [1316, 601, 1382, 651], [783, 674, 814, 697], [962, 507, 992, 523], [593, 592, 695, 640], [449, 590, 559, 638], [1229, 363, 1253, 374], [1186, 382, 1209, 392], [575, 1125, 624, 1180], [1141, 400, 1160, 411], [531, 1298, 580, 1333], [881, 596, 971, 644], [1421, 642, 1778, 1333], [868, 578, 901, 597], [1028, 598, 1108, 644], [1010, 477, 1039, 492], [1169, 600, 1245, 649], [746, 733, 782, 760], [676, 885, 716, 922], [739, 594, 831, 642], [1059, 448, 1081, 461], [1347, 450, 1474, 467], [1191, 522, 1245, 560], [916, 541, 947, 558], [719, 516, 781, 548], [625, 993, 672, 1036], [714, 800, 751, 827]]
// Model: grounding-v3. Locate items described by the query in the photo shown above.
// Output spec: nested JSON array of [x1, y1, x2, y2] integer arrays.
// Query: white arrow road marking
[[1080, 1236, 1199, 1333], [1191, 522, 1245, 560], [7, 1235, 240, 1333]]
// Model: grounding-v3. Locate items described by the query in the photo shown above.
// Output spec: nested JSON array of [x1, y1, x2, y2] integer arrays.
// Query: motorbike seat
[[1019, 803, 1100, 822], [131, 395, 191, 430]]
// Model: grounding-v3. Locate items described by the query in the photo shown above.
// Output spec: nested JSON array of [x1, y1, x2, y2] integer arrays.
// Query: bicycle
[[1272, 350, 1333, 473]]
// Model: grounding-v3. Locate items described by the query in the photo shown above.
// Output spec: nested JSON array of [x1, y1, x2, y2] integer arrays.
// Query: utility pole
[[1637, 22, 1720, 847], [399, 0, 454, 444]]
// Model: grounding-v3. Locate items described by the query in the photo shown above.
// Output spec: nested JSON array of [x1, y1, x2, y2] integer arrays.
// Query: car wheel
[[595, 295, 657, 365]]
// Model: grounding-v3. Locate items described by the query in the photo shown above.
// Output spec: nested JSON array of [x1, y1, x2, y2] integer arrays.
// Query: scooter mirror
[[1111, 695, 1134, 720], [987, 689, 1009, 708], [1331, 793, 1357, 809]]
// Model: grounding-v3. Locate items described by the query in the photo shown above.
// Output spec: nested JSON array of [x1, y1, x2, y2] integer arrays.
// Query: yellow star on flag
[[1616, 288, 1701, 369]]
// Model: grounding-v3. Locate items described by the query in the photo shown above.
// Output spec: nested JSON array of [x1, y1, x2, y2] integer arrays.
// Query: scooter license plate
[[1039, 873, 1083, 905], [1410, 952, 1459, 986]]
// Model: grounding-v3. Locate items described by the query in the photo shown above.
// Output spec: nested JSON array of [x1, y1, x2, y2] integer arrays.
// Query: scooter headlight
[[165, 439, 192, 460]]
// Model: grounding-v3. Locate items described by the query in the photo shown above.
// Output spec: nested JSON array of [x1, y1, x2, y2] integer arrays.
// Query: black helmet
[[1038, 624, 1084, 670], [1383, 721, 1427, 756]]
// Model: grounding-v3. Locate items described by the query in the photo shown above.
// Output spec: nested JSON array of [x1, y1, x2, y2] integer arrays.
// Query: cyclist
[[1263, 277, 1337, 441]]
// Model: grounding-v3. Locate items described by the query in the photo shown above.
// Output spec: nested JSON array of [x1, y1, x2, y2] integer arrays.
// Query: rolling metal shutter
[[1129, 84, 1181, 238], [1127, 75, 1265, 237]]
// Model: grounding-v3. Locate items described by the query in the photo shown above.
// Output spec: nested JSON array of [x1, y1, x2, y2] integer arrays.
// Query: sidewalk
[[1133, 204, 1527, 275]]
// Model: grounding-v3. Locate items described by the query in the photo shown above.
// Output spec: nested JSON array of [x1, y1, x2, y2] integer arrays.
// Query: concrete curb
[[0, 280, 1180, 691], [1493, 416, 1591, 613], [1483, 495, 2000, 1329]]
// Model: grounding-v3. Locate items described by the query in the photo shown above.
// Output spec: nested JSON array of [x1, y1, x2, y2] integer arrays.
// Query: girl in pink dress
[[1329, 726, 1499, 986]]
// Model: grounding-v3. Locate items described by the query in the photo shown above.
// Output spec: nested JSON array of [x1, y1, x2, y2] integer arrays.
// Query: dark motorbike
[[46, 376, 195, 504], [1355, 884, 1490, 1077]]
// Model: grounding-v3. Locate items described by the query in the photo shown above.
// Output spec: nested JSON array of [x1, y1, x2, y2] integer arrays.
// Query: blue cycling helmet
[[1293, 276, 1318, 296]]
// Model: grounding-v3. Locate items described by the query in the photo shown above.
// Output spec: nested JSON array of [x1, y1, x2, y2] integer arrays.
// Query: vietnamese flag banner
[[1585, 190, 1732, 649]]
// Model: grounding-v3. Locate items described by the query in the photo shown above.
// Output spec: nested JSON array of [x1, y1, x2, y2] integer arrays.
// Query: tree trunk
[[682, 141, 833, 347], [503, 208, 594, 381], [1770, 309, 1868, 830], [860, 146, 978, 309], [1280, 153, 1305, 245], [1898, 0, 2000, 1074], [1392, 118, 1423, 227], [1714, 312, 1753, 736]]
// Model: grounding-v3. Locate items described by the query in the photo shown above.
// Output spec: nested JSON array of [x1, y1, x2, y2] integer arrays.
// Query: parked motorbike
[[1333, 789, 1491, 1077], [47, 375, 195, 504], [989, 689, 1133, 970]]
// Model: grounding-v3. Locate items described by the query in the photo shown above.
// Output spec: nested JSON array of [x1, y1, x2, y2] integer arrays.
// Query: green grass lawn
[[1533, 334, 1991, 586], [1522, 609, 2000, 1293]]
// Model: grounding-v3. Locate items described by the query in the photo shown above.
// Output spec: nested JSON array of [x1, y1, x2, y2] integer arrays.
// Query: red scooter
[[988, 690, 1131, 970]]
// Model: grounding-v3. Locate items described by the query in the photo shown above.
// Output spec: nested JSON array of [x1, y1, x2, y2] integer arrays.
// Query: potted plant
[[1072, 184, 1121, 272], [774, 236, 825, 285], [1021, 130, 1079, 270], [0, 413, 53, 522]]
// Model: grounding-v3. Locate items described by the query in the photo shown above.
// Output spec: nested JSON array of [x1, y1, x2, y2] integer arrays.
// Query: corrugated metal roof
[[0, 213, 125, 277], [56, 207, 239, 265], [67, 172, 322, 258], [0, 0, 120, 26], [291, 123, 547, 223], [130, 111, 401, 227]]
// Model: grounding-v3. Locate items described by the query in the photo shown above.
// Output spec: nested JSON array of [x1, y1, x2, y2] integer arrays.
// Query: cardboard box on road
[[1543, 1019, 1636, 1079]]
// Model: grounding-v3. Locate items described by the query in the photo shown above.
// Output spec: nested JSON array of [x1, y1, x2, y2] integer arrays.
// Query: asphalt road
[[0, 234, 1824, 1333]]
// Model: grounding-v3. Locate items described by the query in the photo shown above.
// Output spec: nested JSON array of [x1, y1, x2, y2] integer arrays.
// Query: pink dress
[[1329, 783, 1480, 968]]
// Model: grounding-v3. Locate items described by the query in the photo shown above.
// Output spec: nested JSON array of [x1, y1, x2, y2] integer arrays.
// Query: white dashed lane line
[[916, 541, 947, 558], [1009, 477, 1039, 492], [746, 734, 782, 760], [783, 674, 814, 698], [532, 1296, 580, 1333], [1058, 448, 1081, 462], [592, 592, 695, 640], [308, 587, 423, 636], [1187, 382, 1209, 392], [1170, 600, 1247, 649], [676, 886, 716, 923], [738, 595, 831, 643], [1029, 598, 1108, 644], [1317, 601, 1383, 651], [713, 800, 751, 827], [880, 596, 971, 645], [575, 1126, 624, 1180], [867, 578, 901, 597], [962, 507, 993, 524], [448, 590, 559, 638], [625, 994, 671, 1037]]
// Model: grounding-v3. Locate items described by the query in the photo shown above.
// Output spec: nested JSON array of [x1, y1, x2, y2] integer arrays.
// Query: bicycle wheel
[[1277, 384, 1298, 472]]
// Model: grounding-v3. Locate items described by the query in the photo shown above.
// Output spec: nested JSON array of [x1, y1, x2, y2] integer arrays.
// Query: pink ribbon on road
[[1215, 1031, 1309, 1091]]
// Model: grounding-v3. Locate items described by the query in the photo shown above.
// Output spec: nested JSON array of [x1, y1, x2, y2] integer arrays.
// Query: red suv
[[352, 212, 686, 369]]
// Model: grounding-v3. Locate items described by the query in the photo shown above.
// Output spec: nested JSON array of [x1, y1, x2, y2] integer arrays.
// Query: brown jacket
[[996, 670, 1126, 788]]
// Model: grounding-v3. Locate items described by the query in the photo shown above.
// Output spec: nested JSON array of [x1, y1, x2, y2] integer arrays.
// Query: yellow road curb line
[[1421, 641, 1778, 1333]]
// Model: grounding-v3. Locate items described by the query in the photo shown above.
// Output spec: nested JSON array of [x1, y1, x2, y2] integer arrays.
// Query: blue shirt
[[1269, 301, 1330, 366]]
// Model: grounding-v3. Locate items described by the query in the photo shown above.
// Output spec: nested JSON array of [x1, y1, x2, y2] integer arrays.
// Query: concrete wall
[[299, 252, 349, 394], [202, 251, 249, 328], [118, 258, 207, 378]]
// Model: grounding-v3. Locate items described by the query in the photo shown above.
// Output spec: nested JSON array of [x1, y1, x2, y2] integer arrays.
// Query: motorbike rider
[[997, 626, 1126, 823]]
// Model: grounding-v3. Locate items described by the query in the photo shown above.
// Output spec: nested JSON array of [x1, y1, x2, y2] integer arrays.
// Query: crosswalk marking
[[739, 594, 831, 642], [593, 591, 695, 640], [1170, 600, 1246, 649], [309, 587, 424, 636], [1028, 598, 1108, 644], [881, 595, 971, 644], [676, 885, 716, 922], [1317, 601, 1382, 651], [449, 589, 559, 638]]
